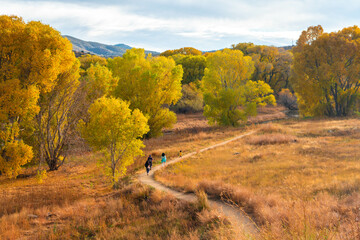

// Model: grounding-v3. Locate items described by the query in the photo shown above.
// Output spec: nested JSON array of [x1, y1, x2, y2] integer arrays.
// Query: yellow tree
[[35, 63, 119, 172], [36, 60, 81, 171], [82, 63, 118, 101], [202, 49, 275, 126], [175, 55, 206, 85], [160, 47, 202, 57], [232, 43, 293, 95], [78, 54, 107, 71], [292, 25, 360, 116], [80, 97, 149, 188], [108, 48, 183, 137], [0, 15, 78, 177]]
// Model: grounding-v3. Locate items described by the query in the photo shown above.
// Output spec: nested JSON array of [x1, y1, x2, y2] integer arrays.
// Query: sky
[[1, 0, 360, 52]]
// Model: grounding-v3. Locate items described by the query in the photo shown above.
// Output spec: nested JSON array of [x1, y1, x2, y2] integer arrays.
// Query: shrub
[[247, 134, 297, 145], [172, 82, 203, 113], [278, 88, 298, 110], [196, 189, 210, 211]]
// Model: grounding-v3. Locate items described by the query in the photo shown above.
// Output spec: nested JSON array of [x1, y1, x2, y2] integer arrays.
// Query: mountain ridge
[[63, 35, 159, 57]]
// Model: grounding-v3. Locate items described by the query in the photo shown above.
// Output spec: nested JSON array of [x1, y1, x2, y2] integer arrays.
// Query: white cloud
[[1, 0, 359, 50]]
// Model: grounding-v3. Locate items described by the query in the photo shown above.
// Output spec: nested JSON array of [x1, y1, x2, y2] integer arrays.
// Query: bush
[[278, 88, 298, 110], [196, 190, 210, 211], [247, 134, 297, 145], [172, 82, 203, 113]]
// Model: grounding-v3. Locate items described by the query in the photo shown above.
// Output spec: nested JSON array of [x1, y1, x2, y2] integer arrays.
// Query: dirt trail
[[138, 131, 259, 239]]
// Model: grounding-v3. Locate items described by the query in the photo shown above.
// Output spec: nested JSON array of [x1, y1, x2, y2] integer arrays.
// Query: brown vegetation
[[246, 134, 297, 145], [0, 183, 233, 239], [0, 153, 233, 239], [156, 118, 360, 239], [0, 107, 289, 239]]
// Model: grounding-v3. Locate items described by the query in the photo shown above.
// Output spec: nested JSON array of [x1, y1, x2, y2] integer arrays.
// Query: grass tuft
[[247, 133, 297, 145]]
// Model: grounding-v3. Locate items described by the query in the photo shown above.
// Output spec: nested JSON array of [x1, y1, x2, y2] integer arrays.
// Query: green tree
[[80, 97, 149, 187], [202, 49, 275, 126], [108, 48, 183, 137], [292, 25, 360, 116]]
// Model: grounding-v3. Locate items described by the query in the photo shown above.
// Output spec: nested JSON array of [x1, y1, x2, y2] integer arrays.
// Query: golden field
[[1, 106, 321, 240], [2, 107, 287, 240], [156, 118, 360, 239], [0, 151, 234, 239]]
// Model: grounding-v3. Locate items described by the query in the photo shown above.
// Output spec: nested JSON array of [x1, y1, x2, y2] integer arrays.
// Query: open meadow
[[0, 106, 285, 239], [2, 10, 360, 240], [156, 118, 360, 239], [0, 149, 234, 240]]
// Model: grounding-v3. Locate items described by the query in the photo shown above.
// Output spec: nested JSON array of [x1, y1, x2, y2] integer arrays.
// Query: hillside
[[63, 35, 159, 57]]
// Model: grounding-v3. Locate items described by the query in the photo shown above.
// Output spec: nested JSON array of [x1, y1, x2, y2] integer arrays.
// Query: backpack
[[145, 160, 149, 168]]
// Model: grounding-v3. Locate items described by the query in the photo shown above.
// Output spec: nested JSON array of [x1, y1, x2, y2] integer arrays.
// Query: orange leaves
[[292, 25, 360, 116]]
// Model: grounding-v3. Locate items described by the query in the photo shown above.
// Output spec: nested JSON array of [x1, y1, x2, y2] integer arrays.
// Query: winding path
[[138, 131, 259, 238]]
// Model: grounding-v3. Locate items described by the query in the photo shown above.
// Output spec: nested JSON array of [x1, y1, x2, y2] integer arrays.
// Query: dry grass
[[156, 118, 360, 239], [257, 123, 286, 134], [248, 105, 287, 124], [0, 107, 288, 239], [130, 108, 287, 173], [0, 184, 82, 216], [246, 134, 297, 145], [0, 184, 234, 240], [0, 158, 234, 239]]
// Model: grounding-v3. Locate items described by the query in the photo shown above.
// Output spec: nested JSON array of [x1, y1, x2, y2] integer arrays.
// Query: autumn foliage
[[160, 47, 202, 57], [292, 25, 360, 116], [80, 97, 149, 186], [0, 16, 79, 176], [108, 49, 183, 137], [202, 49, 275, 126]]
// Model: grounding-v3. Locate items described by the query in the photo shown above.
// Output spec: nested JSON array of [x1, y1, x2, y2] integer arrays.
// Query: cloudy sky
[[1, 0, 360, 52]]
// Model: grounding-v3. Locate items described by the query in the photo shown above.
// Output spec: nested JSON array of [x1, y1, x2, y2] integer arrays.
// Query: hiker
[[144, 158, 151, 175], [179, 150, 182, 158], [161, 152, 167, 166], [147, 155, 153, 170]]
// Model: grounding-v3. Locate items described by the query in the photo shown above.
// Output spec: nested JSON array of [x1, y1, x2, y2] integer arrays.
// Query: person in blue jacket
[[161, 152, 166, 166]]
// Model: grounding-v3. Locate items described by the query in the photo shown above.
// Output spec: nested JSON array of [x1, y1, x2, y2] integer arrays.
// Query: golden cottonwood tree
[[80, 97, 149, 187], [292, 25, 360, 116], [175, 55, 206, 85], [232, 43, 293, 95], [202, 49, 275, 126], [78, 54, 107, 71], [36, 60, 80, 171], [35, 63, 118, 172], [0, 15, 78, 177], [171, 55, 206, 112], [83, 63, 118, 101], [160, 47, 202, 57], [108, 48, 182, 137]]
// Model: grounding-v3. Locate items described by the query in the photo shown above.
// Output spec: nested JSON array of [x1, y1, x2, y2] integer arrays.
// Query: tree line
[[1, 15, 360, 185]]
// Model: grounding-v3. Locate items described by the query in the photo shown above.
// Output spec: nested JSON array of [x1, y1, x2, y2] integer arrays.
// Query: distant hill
[[279, 45, 294, 51], [63, 35, 159, 57]]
